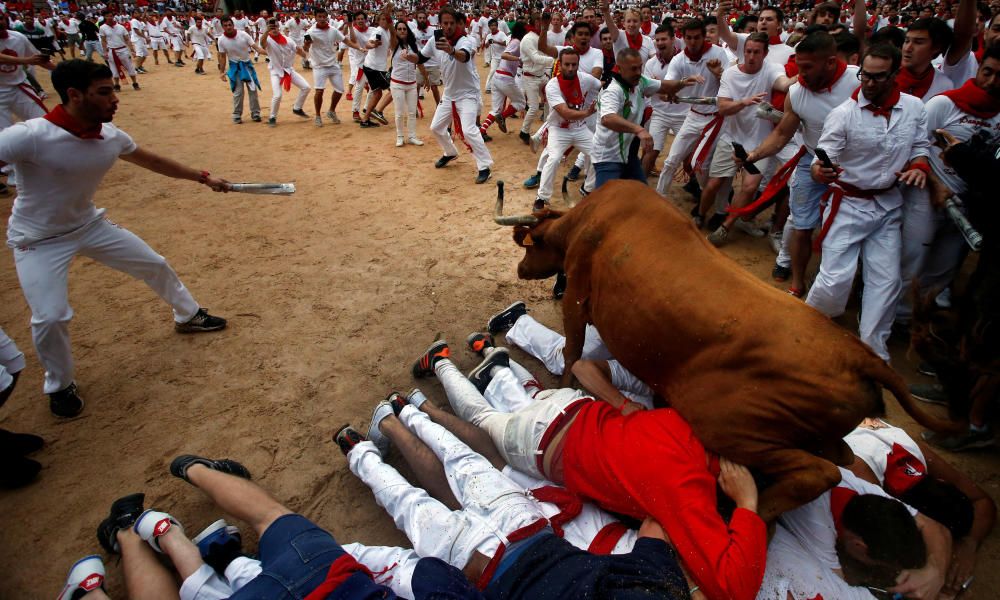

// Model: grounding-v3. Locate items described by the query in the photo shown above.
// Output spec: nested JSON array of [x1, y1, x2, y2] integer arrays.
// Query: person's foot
[[917, 361, 937, 378], [170, 455, 252, 483], [367, 401, 394, 455], [768, 231, 782, 255], [113, 83, 121, 91], [352, 110, 362, 122], [359, 120, 380, 128], [733, 219, 765, 238], [407, 136, 424, 146], [921, 428, 996, 452], [326, 111, 340, 124], [707, 225, 729, 247], [533, 197, 548, 211], [136, 67, 147, 74], [552, 271, 567, 299], [910, 383, 948, 406], [482, 132, 493, 143], [579, 183, 590, 198], [706, 212, 726, 232], [175, 308, 227, 333], [519, 131, 530, 144], [251, 115, 262, 122], [268, 117, 277, 127], [233, 117, 243, 125], [435, 155, 457, 169], [132, 82, 141, 90], [487, 301, 527, 334], [396, 136, 404, 147], [476, 168, 492, 184], [466, 332, 494, 356], [0, 429, 43, 456], [56, 555, 105, 600], [496, 114, 507, 133], [49, 382, 84, 418], [133, 509, 183, 553], [523, 172, 541, 189], [772, 264, 791, 282], [314, 116, 323, 127], [385, 391, 408, 416], [566, 165, 582, 181], [192, 519, 244, 573], [689, 204, 704, 228], [96, 492, 145, 553], [334, 425, 365, 456], [405, 388, 428, 409], [370, 110, 388, 125], [412, 340, 450, 378], [0, 455, 41, 489], [467, 347, 510, 393], [292, 108, 309, 118], [346, 93, 354, 101]]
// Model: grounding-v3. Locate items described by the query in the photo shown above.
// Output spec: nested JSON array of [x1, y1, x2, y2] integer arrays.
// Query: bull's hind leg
[[756, 449, 843, 522]]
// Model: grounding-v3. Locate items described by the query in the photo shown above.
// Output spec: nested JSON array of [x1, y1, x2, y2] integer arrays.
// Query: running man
[[98, 11, 140, 91]]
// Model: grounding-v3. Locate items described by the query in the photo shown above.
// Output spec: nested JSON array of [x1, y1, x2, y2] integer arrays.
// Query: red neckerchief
[[354, 24, 368, 33], [625, 30, 643, 50], [640, 20, 652, 35], [851, 84, 901, 120], [799, 58, 847, 92], [446, 30, 463, 46], [896, 65, 935, 99], [683, 40, 712, 61], [941, 78, 1000, 118], [316, 22, 329, 30], [269, 32, 287, 45], [44, 104, 102, 139], [525, 25, 538, 34], [223, 29, 237, 38], [768, 34, 782, 44], [557, 73, 584, 106]]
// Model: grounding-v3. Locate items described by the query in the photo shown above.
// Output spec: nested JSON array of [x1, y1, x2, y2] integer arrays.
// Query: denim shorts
[[789, 151, 828, 230]]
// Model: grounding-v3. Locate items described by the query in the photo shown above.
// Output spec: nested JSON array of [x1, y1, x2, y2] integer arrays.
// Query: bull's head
[[493, 181, 566, 280]]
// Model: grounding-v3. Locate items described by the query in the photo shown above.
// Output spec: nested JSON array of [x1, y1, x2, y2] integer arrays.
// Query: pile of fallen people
[[58, 301, 995, 600]]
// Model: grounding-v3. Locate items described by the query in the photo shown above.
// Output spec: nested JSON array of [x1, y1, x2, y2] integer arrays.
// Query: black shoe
[[0, 455, 40, 489], [519, 131, 530, 145], [0, 429, 43, 456], [682, 177, 702, 199], [170, 455, 251, 483], [482, 132, 493, 143], [292, 108, 309, 118], [251, 115, 262, 123], [466, 332, 495, 356], [412, 340, 450, 378], [467, 348, 510, 393], [175, 308, 227, 333], [49, 383, 84, 418], [566, 165, 582, 181], [579, 183, 590, 197], [96, 493, 145, 553], [370, 109, 388, 125], [0, 370, 20, 408], [533, 197, 548, 211], [552, 272, 567, 299], [132, 82, 140, 90], [496, 115, 507, 133], [435, 155, 457, 169], [385, 391, 407, 417], [487, 301, 527, 335], [334, 425, 365, 456], [772, 264, 791, 282], [706, 212, 726, 232], [917, 361, 938, 378], [359, 120, 380, 128], [475, 168, 492, 184], [113, 84, 121, 91]]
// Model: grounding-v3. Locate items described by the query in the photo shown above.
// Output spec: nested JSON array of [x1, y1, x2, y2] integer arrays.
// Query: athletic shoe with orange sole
[[412, 340, 450, 378]]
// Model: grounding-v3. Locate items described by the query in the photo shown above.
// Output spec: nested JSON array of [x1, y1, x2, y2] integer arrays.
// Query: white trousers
[[489, 73, 526, 115], [343, 544, 421, 599], [429, 96, 493, 171], [806, 199, 903, 362], [351, 67, 367, 113], [519, 73, 549, 135], [538, 126, 593, 201], [390, 81, 418, 139], [269, 70, 311, 118], [132, 38, 148, 58], [191, 43, 211, 60], [107, 46, 137, 78], [0, 83, 47, 130], [12, 218, 200, 393], [0, 326, 25, 391], [649, 111, 688, 153], [179, 556, 262, 600], [656, 110, 720, 195], [170, 34, 183, 52]]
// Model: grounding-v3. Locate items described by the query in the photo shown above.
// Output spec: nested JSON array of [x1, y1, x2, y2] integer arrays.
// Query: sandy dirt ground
[[0, 56, 997, 599]]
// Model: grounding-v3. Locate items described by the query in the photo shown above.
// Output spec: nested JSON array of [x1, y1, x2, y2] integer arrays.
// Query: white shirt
[[845, 419, 927, 491], [787, 64, 860, 151], [187, 24, 211, 47], [666, 44, 730, 111], [146, 21, 163, 37], [390, 45, 418, 82], [0, 118, 137, 246], [592, 75, 662, 164], [161, 16, 180, 36], [814, 91, 929, 211], [757, 525, 878, 600], [544, 71, 602, 128], [612, 29, 655, 63], [486, 30, 508, 59], [937, 49, 978, 88], [283, 17, 306, 41], [232, 16, 249, 32], [719, 62, 784, 147], [546, 28, 566, 48], [495, 38, 520, 76], [347, 26, 371, 67], [362, 26, 390, 71], [411, 24, 438, 68], [99, 22, 129, 48], [61, 17, 80, 35], [419, 34, 480, 100], [643, 54, 689, 117], [0, 31, 37, 87], [924, 94, 1000, 195], [211, 17, 223, 38], [556, 45, 604, 78], [217, 31, 254, 63], [520, 31, 553, 76], [305, 25, 344, 68], [263, 35, 298, 74], [129, 18, 146, 42]]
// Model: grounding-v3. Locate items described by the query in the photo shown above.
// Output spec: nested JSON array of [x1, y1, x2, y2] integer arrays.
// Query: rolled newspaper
[[756, 102, 783, 123], [675, 96, 718, 106], [227, 183, 296, 195], [944, 196, 983, 252]]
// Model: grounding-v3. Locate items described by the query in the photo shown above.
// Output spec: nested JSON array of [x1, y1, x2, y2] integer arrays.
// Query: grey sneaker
[[314, 116, 323, 127], [367, 401, 394, 455], [326, 111, 340, 124], [733, 219, 765, 238], [910, 383, 948, 406], [707, 225, 729, 247], [267, 117, 277, 127], [768, 231, 782, 254], [921, 428, 995, 452], [176, 309, 227, 333]]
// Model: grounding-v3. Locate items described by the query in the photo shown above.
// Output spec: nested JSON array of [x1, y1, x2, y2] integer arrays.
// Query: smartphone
[[374, 33, 381, 41], [933, 130, 948, 147], [433, 29, 444, 41], [814, 147, 834, 169], [731, 142, 760, 175]]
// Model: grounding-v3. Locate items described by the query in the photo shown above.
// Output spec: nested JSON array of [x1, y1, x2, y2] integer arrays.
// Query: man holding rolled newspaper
[[0, 60, 232, 419]]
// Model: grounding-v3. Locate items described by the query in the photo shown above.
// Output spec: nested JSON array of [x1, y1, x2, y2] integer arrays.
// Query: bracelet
[[908, 162, 931, 175], [198, 170, 210, 184], [689, 586, 700, 595]]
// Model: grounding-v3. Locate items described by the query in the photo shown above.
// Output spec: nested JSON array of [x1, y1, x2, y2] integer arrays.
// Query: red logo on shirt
[[0, 49, 19, 73]]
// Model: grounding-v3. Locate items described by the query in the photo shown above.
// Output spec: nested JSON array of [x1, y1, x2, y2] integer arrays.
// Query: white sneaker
[[396, 136, 404, 147], [314, 116, 323, 127], [326, 111, 340, 124], [768, 231, 782, 255], [407, 136, 424, 146], [707, 225, 729, 247], [529, 133, 542, 154], [134, 509, 183, 553], [733, 219, 765, 238], [57, 555, 105, 600]]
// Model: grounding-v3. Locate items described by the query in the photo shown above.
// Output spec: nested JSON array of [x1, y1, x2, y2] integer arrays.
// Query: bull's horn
[[561, 176, 570, 204], [494, 180, 539, 226]]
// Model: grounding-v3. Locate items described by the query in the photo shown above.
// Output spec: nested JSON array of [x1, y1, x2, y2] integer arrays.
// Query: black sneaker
[[533, 198, 548, 211], [175, 309, 227, 333], [49, 382, 84, 418], [292, 108, 309, 118], [132, 82, 140, 90], [0, 429, 43, 456], [917, 361, 938, 378], [772, 264, 791, 282], [518, 131, 530, 145], [682, 177, 702, 199], [467, 348, 509, 393], [0, 370, 20, 408], [476, 168, 492, 184], [386, 391, 407, 416], [251, 115, 262, 123], [96, 493, 145, 553], [910, 383, 948, 406], [466, 332, 494, 356], [482, 132, 493, 143], [370, 110, 388, 125], [552, 272, 567, 300], [435, 155, 457, 169], [359, 120, 380, 128], [334, 425, 365, 456], [268, 117, 277, 127], [689, 204, 704, 228], [170, 455, 251, 483], [496, 115, 507, 133], [412, 340, 450, 378], [113, 84, 121, 91], [566, 165, 582, 181], [487, 301, 527, 334], [0, 455, 41, 489]]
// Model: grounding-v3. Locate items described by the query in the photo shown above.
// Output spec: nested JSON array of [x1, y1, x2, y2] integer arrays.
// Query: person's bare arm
[[538, 13, 558, 58], [844, 456, 880, 484], [772, 74, 796, 93], [716, 0, 739, 50], [119, 147, 230, 191], [601, 0, 620, 41], [717, 92, 766, 116], [656, 74, 702, 98], [500, 51, 519, 61], [570, 359, 644, 414], [0, 53, 51, 67], [947, 0, 976, 65], [217, 49, 227, 81], [746, 93, 800, 162], [852, 0, 867, 51], [591, 65, 603, 79]]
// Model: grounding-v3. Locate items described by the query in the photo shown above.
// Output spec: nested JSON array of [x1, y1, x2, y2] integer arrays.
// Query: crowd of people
[[0, 0, 999, 597]]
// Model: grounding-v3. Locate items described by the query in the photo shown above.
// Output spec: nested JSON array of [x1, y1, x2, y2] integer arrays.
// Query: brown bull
[[495, 179, 959, 521]]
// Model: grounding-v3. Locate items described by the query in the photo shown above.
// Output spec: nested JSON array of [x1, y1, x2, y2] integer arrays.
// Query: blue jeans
[[594, 157, 647, 189]]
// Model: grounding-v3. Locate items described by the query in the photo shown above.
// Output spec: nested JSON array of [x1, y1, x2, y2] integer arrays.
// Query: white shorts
[[170, 35, 182, 52], [131, 38, 147, 57], [649, 111, 688, 152], [149, 36, 167, 50], [107, 47, 137, 78], [312, 65, 344, 92], [347, 60, 361, 85], [418, 65, 442, 86], [190, 43, 211, 60], [709, 138, 773, 179]]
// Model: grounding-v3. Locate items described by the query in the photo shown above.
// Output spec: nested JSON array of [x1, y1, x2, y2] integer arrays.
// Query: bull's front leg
[[755, 449, 843, 522], [559, 275, 590, 388]]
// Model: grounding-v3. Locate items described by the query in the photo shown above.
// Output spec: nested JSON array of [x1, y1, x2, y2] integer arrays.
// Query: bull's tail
[[867, 358, 966, 434]]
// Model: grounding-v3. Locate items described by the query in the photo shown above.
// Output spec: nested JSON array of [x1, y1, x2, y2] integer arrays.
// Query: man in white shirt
[[59, 13, 81, 59], [480, 24, 525, 136], [717, 2, 796, 67], [421, 7, 492, 184], [282, 12, 309, 69], [126, 11, 148, 73], [533, 49, 601, 210], [260, 18, 311, 127], [99, 11, 139, 91], [0, 60, 229, 417], [411, 11, 441, 106], [807, 44, 931, 362], [346, 11, 372, 122], [145, 14, 167, 65], [602, 0, 655, 62], [187, 15, 213, 75], [517, 12, 554, 144], [483, 18, 507, 91], [160, 12, 185, 67], [642, 24, 688, 176], [304, 8, 352, 126], [216, 16, 264, 124]]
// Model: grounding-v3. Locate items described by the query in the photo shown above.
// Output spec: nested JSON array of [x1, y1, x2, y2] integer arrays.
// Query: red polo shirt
[[562, 402, 767, 600]]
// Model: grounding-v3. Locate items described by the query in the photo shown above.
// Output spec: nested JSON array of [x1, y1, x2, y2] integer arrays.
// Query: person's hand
[[27, 54, 51, 67], [811, 161, 841, 184], [934, 127, 959, 150], [682, 74, 704, 87], [889, 564, 944, 600], [219, 71, 227, 82], [742, 92, 767, 108], [435, 37, 453, 54], [896, 167, 927, 188], [620, 400, 646, 415], [717, 457, 758, 512], [637, 128, 654, 156], [717, 0, 733, 15], [586, 100, 598, 116], [941, 538, 977, 598], [204, 176, 231, 192], [541, 12, 551, 28], [707, 58, 723, 78]]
